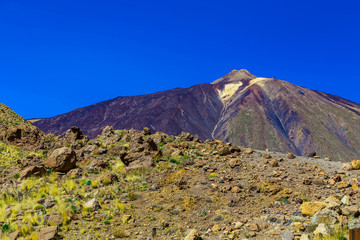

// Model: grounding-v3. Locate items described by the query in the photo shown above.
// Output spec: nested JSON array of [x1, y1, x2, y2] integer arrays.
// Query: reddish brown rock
[[43, 147, 77, 172], [19, 165, 46, 179]]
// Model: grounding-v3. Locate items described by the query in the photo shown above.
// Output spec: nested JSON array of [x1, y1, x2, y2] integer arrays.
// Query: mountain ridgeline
[[34, 70, 360, 161]]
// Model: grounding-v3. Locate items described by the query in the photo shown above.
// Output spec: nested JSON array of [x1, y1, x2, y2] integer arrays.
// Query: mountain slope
[[34, 84, 223, 140], [212, 74, 360, 161], [34, 70, 360, 161], [0, 103, 32, 129]]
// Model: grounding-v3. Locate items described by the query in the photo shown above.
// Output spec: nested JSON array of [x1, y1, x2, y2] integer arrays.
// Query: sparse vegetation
[[0, 105, 358, 239]]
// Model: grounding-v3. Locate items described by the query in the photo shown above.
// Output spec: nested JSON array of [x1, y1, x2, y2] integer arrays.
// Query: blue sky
[[1, 0, 359, 118]]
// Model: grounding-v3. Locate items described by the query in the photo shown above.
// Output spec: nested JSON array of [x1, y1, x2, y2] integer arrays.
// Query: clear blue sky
[[1, 0, 359, 118]]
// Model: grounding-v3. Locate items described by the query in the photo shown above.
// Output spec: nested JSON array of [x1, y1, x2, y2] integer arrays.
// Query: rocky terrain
[[1, 104, 360, 239], [33, 70, 360, 162]]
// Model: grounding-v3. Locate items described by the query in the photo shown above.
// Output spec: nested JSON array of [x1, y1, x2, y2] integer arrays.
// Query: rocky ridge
[[1, 117, 360, 239], [33, 70, 360, 161]]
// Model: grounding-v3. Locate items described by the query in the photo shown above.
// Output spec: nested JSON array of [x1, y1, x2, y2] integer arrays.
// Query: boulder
[[79, 144, 97, 157], [0, 125, 45, 149], [48, 212, 63, 226], [100, 126, 114, 138], [143, 138, 158, 152], [143, 127, 152, 135], [218, 146, 231, 156], [44, 147, 77, 172], [313, 223, 330, 236], [150, 132, 167, 145], [63, 126, 87, 147], [300, 202, 326, 216], [39, 226, 58, 240], [311, 209, 339, 225], [325, 196, 341, 210], [19, 165, 46, 179], [351, 160, 360, 170], [179, 131, 195, 141], [86, 159, 108, 170], [341, 206, 359, 217], [109, 146, 128, 156], [125, 156, 154, 171]]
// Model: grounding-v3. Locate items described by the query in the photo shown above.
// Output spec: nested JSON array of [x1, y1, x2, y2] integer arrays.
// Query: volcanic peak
[[211, 69, 272, 103], [211, 69, 256, 84]]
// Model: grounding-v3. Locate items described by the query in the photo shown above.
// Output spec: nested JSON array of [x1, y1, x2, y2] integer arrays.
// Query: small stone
[[269, 159, 279, 167], [299, 234, 310, 240], [342, 163, 353, 171], [44, 198, 55, 209], [263, 154, 272, 159], [293, 222, 305, 232], [184, 229, 201, 240], [149, 184, 157, 191], [39, 226, 58, 240], [281, 229, 294, 240], [67, 168, 82, 178], [5, 206, 11, 219], [83, 198, 101, 211], [348, 219, 360, 230], [100, 173, 118, 185], [214, 214, 223, 221], [48, 212, 63, 226], [229, 158, 241, 168], [243, 148, 254, 154], [286, 153, 296, 159], [303, 178, 312, 185], [122, 214, 131, 224], [325, 196, 341, 210], [8, 230, 19, 240], [143, 127, 152, 135], [231, 186, 241, 193], [234, 222, 244, 229], [212, 224, 221, 232], [249, 224, 260, 232], [313, 223, 330, 236], [341, 195, 350, 205]]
